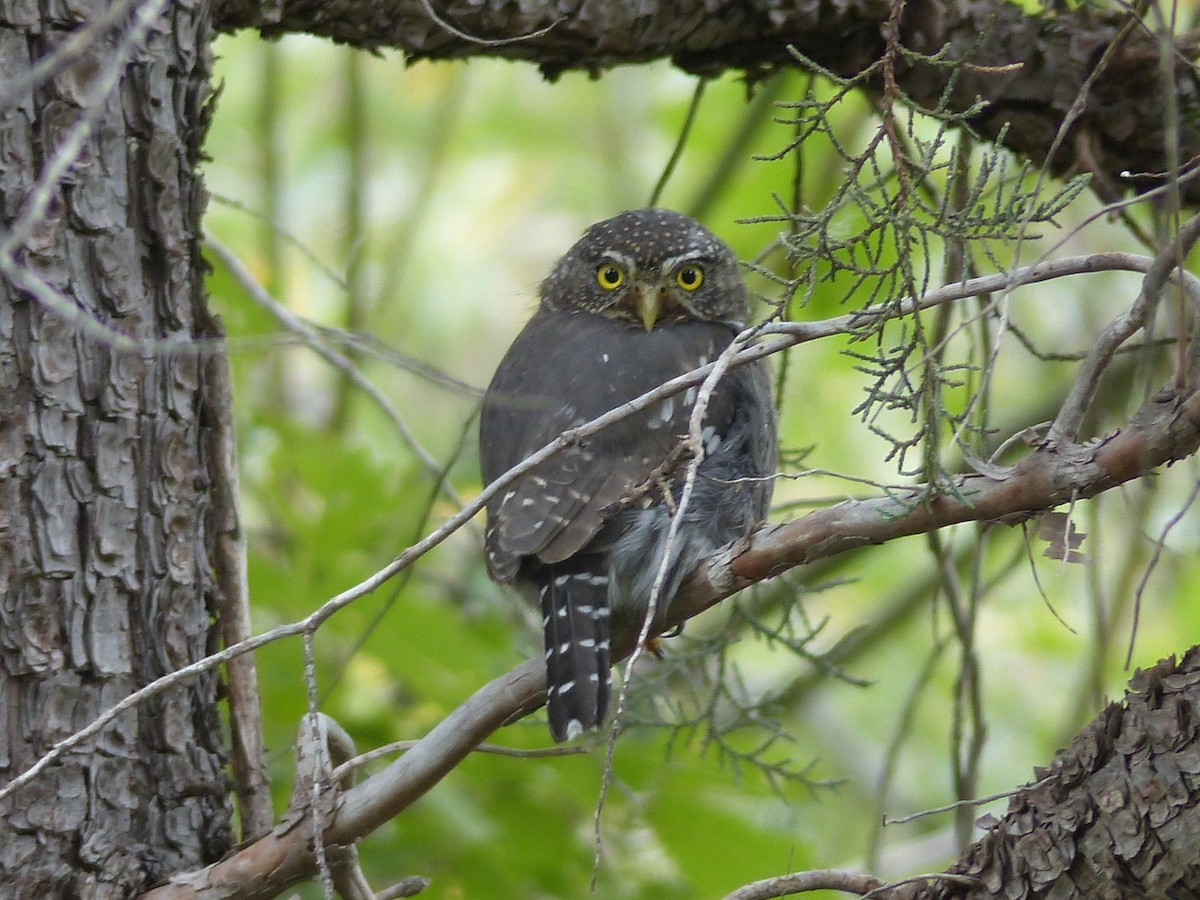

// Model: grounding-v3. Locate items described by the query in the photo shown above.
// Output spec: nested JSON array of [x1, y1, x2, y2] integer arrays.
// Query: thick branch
[[675, 380, 1200, 631], [721, 648, 1200, 899], [213, 0, 1200, 201], [883, 647, 1200, 899], [141, 376, 1200, 898]]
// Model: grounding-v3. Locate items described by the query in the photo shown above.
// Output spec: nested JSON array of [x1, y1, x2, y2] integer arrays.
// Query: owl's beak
[[637, 289, 661, 331]]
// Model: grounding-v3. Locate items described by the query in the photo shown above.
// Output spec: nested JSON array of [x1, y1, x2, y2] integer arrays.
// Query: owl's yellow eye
[[676, 265, 704, 291], [596, 264, 625, 290]]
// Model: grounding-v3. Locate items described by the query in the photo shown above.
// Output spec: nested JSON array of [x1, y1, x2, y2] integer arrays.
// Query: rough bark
[[0, 0, 232, 893], [886, 647, 1200, 900], [212, 0, 1200, 202]]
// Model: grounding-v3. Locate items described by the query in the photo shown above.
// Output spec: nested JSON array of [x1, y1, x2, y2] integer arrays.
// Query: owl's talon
[[645, 637, 666, 659]]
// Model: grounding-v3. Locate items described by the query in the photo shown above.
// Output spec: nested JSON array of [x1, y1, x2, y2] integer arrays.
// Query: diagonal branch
[[140, 365, 1200, 899]]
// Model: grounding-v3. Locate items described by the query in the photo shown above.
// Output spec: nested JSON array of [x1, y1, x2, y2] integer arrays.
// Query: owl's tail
[[539, 562, 612, 742]]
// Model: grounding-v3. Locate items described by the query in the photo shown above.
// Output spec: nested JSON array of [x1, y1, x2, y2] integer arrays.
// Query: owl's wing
[[479, 309, 738, 581]]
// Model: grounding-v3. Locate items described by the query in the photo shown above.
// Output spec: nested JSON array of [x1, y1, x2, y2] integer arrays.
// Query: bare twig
[[649, 77, 707, 207], [332, 738, 585, 783], [204, 345, 272, 838], [1125, 472, 1200, 667], [0, 0, 170, 259], [0, 0, 150, 109], [203, 236, 467, 512], [594, 319, 756, 882], [1047, 213, 1200, 444], [722, 868, 883, 899], [414, 0, 563, 46], [882, 774, 1054, 826]]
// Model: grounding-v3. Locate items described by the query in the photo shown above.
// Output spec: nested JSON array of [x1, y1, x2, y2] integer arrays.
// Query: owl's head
[[541, 208, 749, 329]]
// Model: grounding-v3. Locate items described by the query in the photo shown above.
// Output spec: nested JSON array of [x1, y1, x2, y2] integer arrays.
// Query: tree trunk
[[890, 647, 1200, 900], [0, 1, 232, 894]]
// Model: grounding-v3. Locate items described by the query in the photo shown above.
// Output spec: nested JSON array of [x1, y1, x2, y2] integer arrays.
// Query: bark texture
[[890, 647, 1200, 900], [0, 0, 231, 894], [212, 0, 1200, 202]]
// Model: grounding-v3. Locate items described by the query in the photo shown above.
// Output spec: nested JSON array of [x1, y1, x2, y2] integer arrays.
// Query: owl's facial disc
[[588, 243, 721, 329]]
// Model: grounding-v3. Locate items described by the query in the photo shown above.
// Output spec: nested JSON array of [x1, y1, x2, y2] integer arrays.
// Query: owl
[[480, 208, 776, 742]]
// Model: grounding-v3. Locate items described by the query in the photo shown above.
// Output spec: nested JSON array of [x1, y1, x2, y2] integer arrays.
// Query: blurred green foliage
[[203, 31, 1200, 899]]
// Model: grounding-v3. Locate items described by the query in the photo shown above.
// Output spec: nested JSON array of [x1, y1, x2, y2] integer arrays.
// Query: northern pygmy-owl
[[480, 209, 776, 742]]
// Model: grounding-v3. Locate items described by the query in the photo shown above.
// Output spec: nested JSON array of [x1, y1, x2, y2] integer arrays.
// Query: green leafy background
[[203, 32, 1200, 899]]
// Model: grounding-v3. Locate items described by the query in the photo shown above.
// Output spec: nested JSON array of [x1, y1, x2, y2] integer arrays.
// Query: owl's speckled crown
[[539, 208, 749, 328]]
